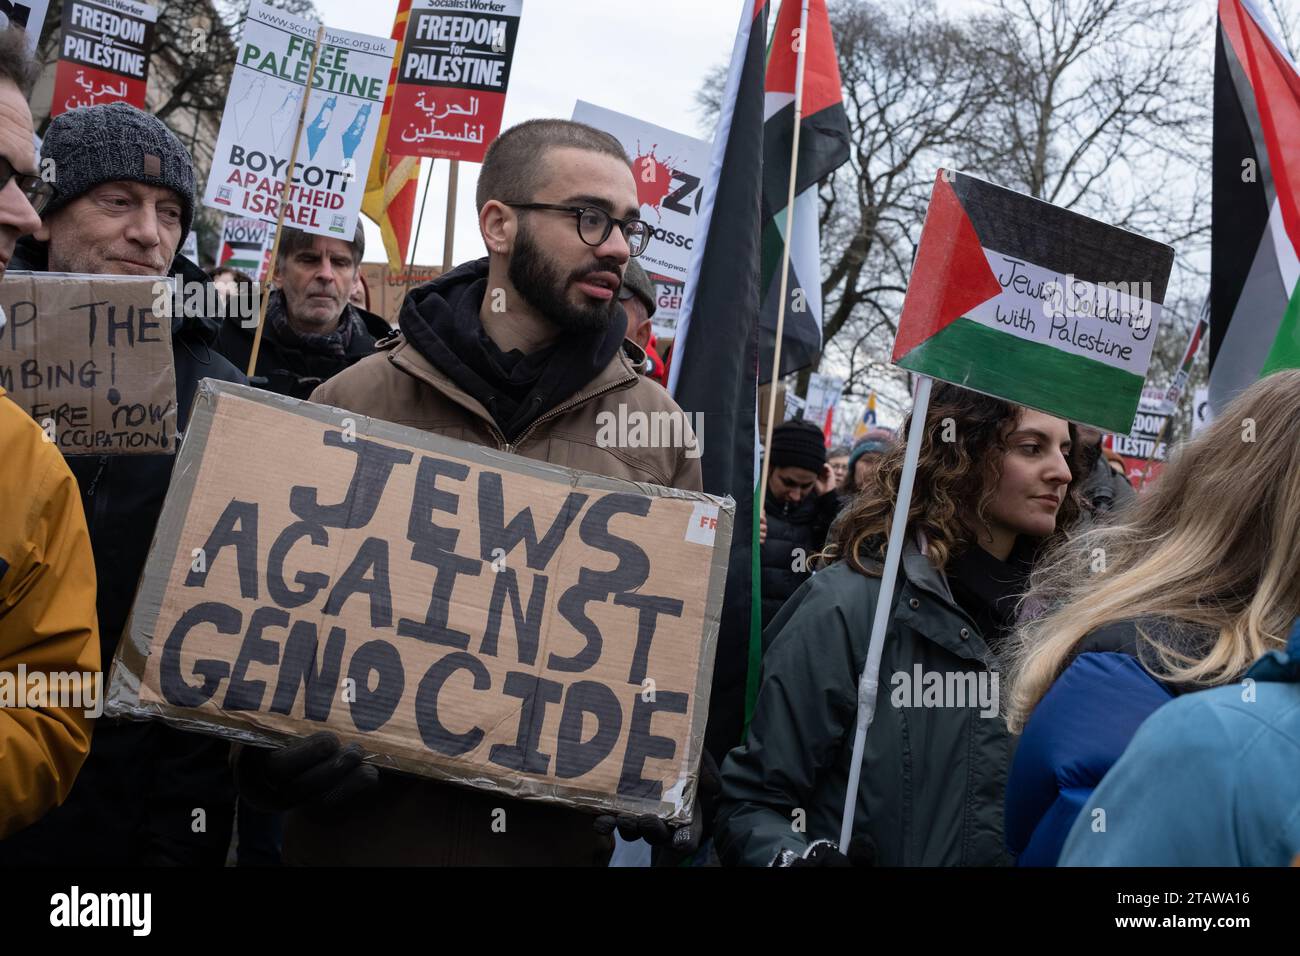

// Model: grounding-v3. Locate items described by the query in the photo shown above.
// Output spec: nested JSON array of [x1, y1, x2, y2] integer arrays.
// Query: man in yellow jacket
[[0, 25, 100, 839], [0, 386, 101, 839]]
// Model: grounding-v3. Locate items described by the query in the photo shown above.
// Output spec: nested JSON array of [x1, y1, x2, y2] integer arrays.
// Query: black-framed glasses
[[504, 202, 653, 257], [0, 154, 55, 215]]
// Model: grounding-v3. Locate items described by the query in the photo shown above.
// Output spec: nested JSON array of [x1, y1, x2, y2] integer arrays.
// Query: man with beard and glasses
[[232, 118, 707, 866]]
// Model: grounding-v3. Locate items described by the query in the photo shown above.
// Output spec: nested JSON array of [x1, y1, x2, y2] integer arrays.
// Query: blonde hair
[[1003, 369, 1300, 733]]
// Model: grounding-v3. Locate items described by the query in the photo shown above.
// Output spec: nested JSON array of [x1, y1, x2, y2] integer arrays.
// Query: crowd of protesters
[[0, 23, 1296, 868]]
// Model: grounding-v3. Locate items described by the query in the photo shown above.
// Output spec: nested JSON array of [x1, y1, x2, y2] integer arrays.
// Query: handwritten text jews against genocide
[[111, 385, 729, 816]]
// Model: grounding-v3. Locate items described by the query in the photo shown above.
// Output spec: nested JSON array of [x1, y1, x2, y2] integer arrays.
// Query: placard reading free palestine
[[892, 171, 1175, 434], [203, 1, 395, 239]]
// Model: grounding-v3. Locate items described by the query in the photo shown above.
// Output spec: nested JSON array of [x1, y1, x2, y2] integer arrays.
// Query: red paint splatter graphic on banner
[[632, 141, 677, 218]]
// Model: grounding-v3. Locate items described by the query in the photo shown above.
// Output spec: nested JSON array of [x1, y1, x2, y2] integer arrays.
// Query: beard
[[507, 223, 622, 334]]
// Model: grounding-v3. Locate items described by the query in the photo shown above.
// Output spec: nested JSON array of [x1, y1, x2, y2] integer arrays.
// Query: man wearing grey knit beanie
[[23, 101, 195, 275], [1, 102, 245, 869]]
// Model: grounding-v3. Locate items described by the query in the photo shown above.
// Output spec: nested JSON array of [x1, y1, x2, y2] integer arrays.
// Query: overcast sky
[[315, 0, 750, 265]]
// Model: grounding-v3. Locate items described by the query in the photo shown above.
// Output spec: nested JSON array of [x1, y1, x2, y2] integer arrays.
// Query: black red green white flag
[[1211, 0, 1300, 411], [892, 171, 1174, 433], [758, 0, 849, 382], [668, 0, 767, 759]]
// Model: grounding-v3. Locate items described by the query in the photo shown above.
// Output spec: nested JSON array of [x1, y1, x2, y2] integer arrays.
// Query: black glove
[[773, 836, 877, 867], [593, 750, 723, 858], [235, 732, 379, 818]]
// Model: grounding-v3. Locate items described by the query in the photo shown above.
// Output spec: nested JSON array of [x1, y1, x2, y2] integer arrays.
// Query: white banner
[[2, 0, 50, 52], [203, 1, 395, 240], [1192, 385, 1211, 435], [571, 100, 710, 336], [965, 249, 1161, 377]]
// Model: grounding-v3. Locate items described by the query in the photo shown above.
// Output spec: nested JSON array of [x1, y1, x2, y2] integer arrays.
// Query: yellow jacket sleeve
[[0, 391, 100, 839]]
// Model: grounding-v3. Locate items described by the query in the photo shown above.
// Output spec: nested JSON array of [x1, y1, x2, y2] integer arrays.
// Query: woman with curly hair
[[1002, 368, 1300, 866], [715, 382, 1082, 866]]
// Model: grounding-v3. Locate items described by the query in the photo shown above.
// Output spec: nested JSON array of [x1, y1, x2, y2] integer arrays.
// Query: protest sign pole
[[1138, 303, 1209, 486], [442, 159, 459, 272], [402, 164, 434, 289], [839, 374, 932, 849], [246, 22, 327, 379], [757, 0, 811, 508]]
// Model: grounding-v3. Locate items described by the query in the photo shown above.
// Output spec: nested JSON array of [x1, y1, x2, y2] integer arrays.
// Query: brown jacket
[[293, 333, 703, 865]]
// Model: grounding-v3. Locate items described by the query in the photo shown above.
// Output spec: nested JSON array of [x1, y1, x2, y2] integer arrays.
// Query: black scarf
[[946, 538, 1038, 650], [398, 259, 627, 442], [266, 289, 357, 359]]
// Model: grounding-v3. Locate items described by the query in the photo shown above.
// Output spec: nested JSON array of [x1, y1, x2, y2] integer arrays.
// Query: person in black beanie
[[759, 419, 840, 630]]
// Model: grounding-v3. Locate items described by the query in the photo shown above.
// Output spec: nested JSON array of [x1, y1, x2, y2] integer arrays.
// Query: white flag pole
[[757, 0, 812, 508], [838, 374, 933, 849]]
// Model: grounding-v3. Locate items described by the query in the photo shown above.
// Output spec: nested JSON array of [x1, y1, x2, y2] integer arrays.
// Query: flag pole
[[443, 159, 459, 272], [1138, 302, 1209, 486], [403, 161, 434, 290], [839, 374, 933, 849], [757, 0, 812, 508], [246, 22, 326, 379]]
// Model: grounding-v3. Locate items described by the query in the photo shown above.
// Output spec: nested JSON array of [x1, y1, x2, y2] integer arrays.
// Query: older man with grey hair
[[1, 98, 246, 867], [213, 223, 390, 398]]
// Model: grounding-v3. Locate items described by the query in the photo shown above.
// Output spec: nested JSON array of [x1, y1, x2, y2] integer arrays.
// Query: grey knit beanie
[[41, 102, 196, 243]]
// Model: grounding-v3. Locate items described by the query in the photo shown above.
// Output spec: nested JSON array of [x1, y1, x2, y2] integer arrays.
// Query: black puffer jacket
[[760, 490, 839, 630], [213, 287, 390, 398], [0, 239, 244, 866]]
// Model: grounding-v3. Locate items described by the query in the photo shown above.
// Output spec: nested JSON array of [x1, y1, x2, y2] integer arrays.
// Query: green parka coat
[[716, 536, 1015, 866]]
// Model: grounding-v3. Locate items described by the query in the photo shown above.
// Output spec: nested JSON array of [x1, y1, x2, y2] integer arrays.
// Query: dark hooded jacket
[[760, 489, 840, 630], [0, 238, 244, 866], [718, 535, 1035, 866], [213, 286, 389, 399]]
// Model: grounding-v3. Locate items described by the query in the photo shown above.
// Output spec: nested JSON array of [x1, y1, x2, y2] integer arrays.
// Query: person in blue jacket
[[1000, 368, 1300, 866], [1059, 618, 1300, 866]]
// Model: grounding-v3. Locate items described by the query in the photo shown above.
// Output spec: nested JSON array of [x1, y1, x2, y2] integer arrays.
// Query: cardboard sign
[[50, 0, 156, 117], [219, 216, 277, 282], [571, 101, 710, 298], [106, 381, 732, 821], [892, 170, 1175, 433], [386, 0, 523, 163], [0, 272, 177, 455], [0, 0, 51, 53], [358, 261, 440, 326], [203, 1, 395, 239]]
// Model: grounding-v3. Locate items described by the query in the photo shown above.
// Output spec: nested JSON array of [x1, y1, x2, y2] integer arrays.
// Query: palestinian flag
[[758, 0, 850, 382], [1211, 0, 1300, 412], [362, 0, 423, 272], [218, 217, 275, 282], [668, 0, 767, 759], [892, 171, 1175, 434]]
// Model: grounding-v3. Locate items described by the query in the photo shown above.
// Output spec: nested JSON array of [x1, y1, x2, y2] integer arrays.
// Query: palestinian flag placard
[[892, 171, 1175, 433]]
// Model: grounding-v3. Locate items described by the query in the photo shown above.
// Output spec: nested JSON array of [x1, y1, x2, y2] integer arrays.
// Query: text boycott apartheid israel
[[106, 381, 731, 820], [202, 1, 395, 239]]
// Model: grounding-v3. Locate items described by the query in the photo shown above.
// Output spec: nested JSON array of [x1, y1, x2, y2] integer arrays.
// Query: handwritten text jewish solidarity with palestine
[[988, 254, 1154, 363]]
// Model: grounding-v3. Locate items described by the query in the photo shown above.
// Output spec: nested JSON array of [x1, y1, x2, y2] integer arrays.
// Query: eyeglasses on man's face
[[503, 202, 653, 257], [0, 153, 55, 216]]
